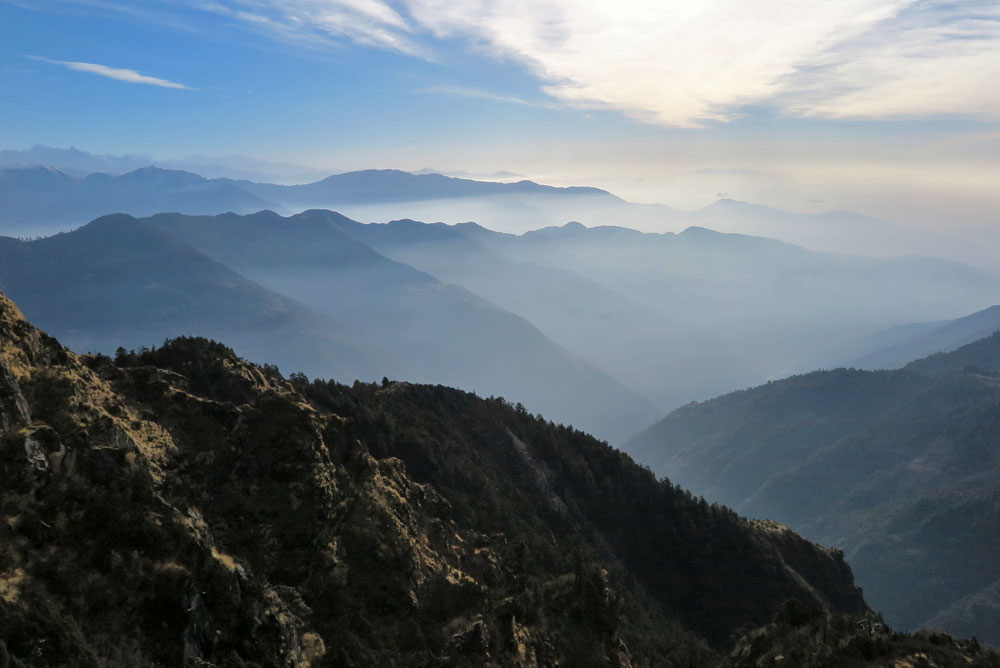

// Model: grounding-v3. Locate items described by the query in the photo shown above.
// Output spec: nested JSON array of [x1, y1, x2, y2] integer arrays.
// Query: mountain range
[[330, 216, 1000, 412], [626, 330, 1000, 644], [5, 185, 1000, 439], [0, 214, 391, 383], [3, 287, 995, 667], [8, 146, 1000, 267], [0, 144, 330, 183], [0, 166, 282, 237], [0, 212, 657, 444]]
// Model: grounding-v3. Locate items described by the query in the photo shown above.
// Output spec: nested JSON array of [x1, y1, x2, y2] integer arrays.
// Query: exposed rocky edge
[[722, 600, 999, 668], [2, 288, 873, 667]]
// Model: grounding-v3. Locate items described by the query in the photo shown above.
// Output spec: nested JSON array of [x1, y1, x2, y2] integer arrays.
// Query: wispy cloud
[[420, 85, 562, 109], [194, 0, 429, 57], [30, 56, 194, 89]]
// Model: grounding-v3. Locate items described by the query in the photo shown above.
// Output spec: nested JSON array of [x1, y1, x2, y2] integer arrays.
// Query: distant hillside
[[0, 288, 882, 666], [223, 168, 618, 206], [330, 216, 1000, 414], [626, 333, 1000, 644], [0, 214, 391, 383], [0, 211, 657, 443], [0, 166, 281, 235], [0, 144, 329, 182], [326, 216, 702, 411], [0, 145, 152, 175], [853, 305, 1000, 370], [143, 209, 659, 443], [692, 198, 916, 257]]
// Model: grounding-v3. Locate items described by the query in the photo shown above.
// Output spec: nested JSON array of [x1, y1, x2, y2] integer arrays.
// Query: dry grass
[[0, 567, 27, 603]]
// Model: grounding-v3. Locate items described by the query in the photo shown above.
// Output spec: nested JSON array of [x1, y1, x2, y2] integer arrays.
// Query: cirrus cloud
[[30, 56, 194, 89]]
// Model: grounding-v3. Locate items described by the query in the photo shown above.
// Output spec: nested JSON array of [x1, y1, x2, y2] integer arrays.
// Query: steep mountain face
[[0, 289, 874, 666], [0, 166, 281, 235], [141, 209, 659, 443], [0, 215, 393, 385], [626, 334, 1000, 644]]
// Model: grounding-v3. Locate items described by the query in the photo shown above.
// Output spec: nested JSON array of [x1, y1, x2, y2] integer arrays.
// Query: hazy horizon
[[3, 0, 999, 234]]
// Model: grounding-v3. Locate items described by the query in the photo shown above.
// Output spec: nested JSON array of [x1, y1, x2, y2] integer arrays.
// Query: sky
[[1, 0, 999, 229]]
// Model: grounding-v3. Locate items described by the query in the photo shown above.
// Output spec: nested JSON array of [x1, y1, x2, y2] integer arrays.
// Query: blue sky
[[2, 0, 999, 225]]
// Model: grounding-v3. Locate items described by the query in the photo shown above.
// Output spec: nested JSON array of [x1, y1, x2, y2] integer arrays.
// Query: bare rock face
[[0, 362, 29, 432], [0, 296, 32, 432]]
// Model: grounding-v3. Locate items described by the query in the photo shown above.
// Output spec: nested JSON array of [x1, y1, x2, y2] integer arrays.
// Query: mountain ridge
[[625, 330, 1000, 644], [0, 210, 658, 443], [0, 287, 887, 666]]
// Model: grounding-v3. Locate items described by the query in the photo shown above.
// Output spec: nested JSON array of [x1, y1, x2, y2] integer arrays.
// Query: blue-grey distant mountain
[[137, 209, 660, 443], [0, 214, 391, 381], [221, 168, 618, 206], [0, 144, 153, 175], [431, 219, 1000, 412], [327, 216, 736, 411], [692, 198, 913, 255], [691, 197, 1000, 270], [291, 214, 1000, 415], [0, 207, 656, 442], [852, 305, 1000, 370], [213, 169, 675, 235], [0, 144, 329, 182], [625, 332, 1000, 644], [0, 166, 282, 235]]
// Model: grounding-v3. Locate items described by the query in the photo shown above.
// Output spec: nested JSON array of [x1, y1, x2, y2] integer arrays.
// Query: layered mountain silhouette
[[626, 332, 1000, 644], [0, 214, 390, 383], [222, 168, 616, 206], [323, 216, 703, 410], [852, 304, 1000, 370], [5, 288, 994, 667], [4, 155, 1000, 266], [0, 166, 282, 236], [0, 144, 329, 182], [0, 212, 657, 443], [4, 186, 999, 437], [327, 216, 1000, 413]]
